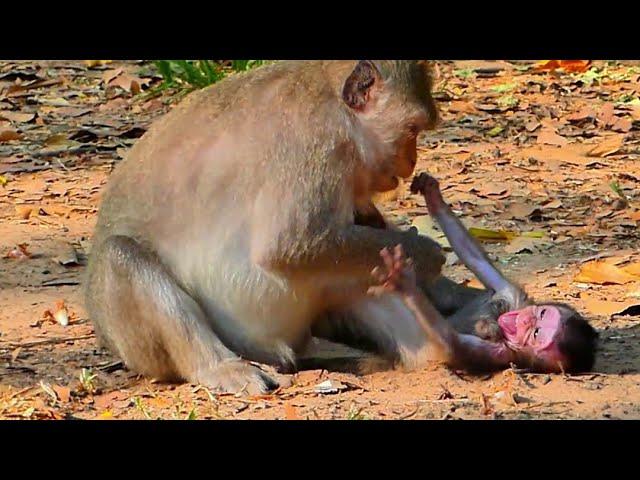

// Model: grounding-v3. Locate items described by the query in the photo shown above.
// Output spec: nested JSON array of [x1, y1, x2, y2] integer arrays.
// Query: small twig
[[417, 398, 476, 405], [399, 406, 420, 419], [1, 334, 94, 348]]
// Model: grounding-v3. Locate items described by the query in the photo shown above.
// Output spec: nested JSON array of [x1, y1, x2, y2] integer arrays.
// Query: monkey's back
[[89, 60, 359, 347]]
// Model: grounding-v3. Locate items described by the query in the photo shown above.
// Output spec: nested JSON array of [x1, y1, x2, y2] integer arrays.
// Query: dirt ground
[[1, 60, 639, 420]]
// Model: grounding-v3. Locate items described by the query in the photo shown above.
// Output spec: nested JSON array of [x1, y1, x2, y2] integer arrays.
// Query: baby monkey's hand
[[410, 172, 444, 215], [368, 244, 418, 297]]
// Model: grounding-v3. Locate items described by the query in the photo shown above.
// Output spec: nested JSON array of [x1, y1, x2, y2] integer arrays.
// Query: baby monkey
[[370, 173, 598, 374]]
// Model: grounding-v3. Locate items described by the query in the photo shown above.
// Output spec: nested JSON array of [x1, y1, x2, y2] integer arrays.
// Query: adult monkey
[[86, 60, 448, 394]]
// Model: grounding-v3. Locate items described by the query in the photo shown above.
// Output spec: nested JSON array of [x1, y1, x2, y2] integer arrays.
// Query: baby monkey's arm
[[410, 173, 513, 295], [369, 246, 513, 371]]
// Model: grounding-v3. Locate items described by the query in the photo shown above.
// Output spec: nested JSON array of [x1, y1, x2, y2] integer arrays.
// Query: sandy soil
[[1, 60, 639, 419]]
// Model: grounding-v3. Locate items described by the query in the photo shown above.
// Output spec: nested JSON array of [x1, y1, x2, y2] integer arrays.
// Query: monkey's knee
[[86, 235, 234, 382]]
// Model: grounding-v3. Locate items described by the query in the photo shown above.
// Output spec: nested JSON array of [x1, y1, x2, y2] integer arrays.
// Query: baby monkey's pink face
[[498, 305, 566, 368]]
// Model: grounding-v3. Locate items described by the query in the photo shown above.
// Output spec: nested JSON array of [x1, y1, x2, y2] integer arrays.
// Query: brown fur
[[85, 60, 444, 394]]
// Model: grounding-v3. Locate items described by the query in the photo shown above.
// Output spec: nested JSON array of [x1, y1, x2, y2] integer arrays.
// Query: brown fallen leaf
[[504, 203, 542, 220], [504, 237, 544, 254], [622, 262, 640, 277], [284, 403, 301, 420], [4, 243, 31, 259], [0, 129, 22, 142], [535, 60, 591, 73], [0, 111, 35, 123], [102, 68, 123, 84], [587, 135, 624, 157], [473, 182, 508, 197], [93, 391, 130, 410], [84, 60, 112, 68], [566, 107, 596, 122], [11, 347, 22, 362], [448, 101, 479, 114], [109, 74, 150, 94], [536, 129, 569, 147], [53, 242, 79, 266], [581, 295, 640, 317], [544, 199, 563, 209], [52, 385, 71, 403], [15, 205, 33, 219], [611, 117, 632, 133], [574, 260, 640, 285], [598, 103, 616, 127], [53, 300, 69, 326]]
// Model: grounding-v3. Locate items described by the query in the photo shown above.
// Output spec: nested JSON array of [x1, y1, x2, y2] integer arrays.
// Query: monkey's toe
[[201, 361, 280, 396]]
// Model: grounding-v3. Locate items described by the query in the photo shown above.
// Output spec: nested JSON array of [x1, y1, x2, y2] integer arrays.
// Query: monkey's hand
[[474, 318, 504, 342], [368, 244, 418, 297], [410, 172, 444, 215]]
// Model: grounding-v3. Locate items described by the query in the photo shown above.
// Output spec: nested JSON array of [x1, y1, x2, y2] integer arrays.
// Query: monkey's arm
[[411, 174, 512, 295], [370, 246, 514, 371], [255, 222, 445, 285], [402, 288, 514, 370]]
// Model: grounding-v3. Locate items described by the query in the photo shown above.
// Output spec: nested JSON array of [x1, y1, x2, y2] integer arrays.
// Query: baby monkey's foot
[[410, 172, 444, 214], [368, 244, 418, 296]]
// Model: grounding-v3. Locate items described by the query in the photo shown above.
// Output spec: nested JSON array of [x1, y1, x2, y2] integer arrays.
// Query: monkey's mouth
[[497, 311, 518, 337]]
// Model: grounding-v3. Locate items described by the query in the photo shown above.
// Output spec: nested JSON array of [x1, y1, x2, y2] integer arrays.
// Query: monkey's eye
[[539, 308, 547, 318], [533, 327, 540, 339]]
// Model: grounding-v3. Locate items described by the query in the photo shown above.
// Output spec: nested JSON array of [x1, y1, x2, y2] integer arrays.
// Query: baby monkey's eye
[[533, 327, 540, 339], [539, 308, 547, 318]]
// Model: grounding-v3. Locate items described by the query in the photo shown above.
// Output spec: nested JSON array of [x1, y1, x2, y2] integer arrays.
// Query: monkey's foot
[[198, 361, 279, 396]]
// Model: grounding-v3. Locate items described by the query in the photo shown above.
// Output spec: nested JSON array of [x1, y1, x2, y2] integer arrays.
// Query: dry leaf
[[11, 347, 22, 362], [84, 60, 112, 68], [53, 300, 69, 326], [469, 228, 516, 241], [504, 237, 539, 254], [536, 129, 569, 147], [52, 385, 71, 403], [581, 295, 640, 317], [611, 117, 632, 133], [0, 129, 22, 142], [566, 107, 596, 122], [0, 111, 35, 123], [15, 205, 33, 219], [535, 60, 591, 73], [4, 243, 31, 259], [448, 101, 478, 114], [598, 103, 616, 127], [574, 261, 640, 285], [102, 68, 123, 84], [109, 74, 150, 93], [622, 262, 640, 277], [587, 135, 624, 157], [473, 182, 508, 197], [284, 403, 301, 420]]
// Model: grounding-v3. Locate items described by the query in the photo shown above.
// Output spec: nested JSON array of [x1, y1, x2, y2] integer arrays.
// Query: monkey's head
[[342, 60, 439, 193], [498, 303, 599, 373]]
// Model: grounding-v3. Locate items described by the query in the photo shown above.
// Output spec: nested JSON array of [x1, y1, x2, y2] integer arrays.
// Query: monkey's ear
[[342, 60, 382, 111]]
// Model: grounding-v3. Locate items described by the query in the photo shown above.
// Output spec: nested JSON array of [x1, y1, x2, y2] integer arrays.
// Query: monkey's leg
[[314, 294, 441, 371], [86, 235, 278, 395]]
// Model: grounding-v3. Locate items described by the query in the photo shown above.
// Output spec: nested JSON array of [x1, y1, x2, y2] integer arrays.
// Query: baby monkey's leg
[[369, 245, 513, 371]]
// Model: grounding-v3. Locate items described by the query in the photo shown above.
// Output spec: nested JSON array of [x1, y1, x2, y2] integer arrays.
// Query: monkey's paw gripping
[[368, 244, 417, 296], [410, 172, 443, 213], [201, 361, 279, 396]]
